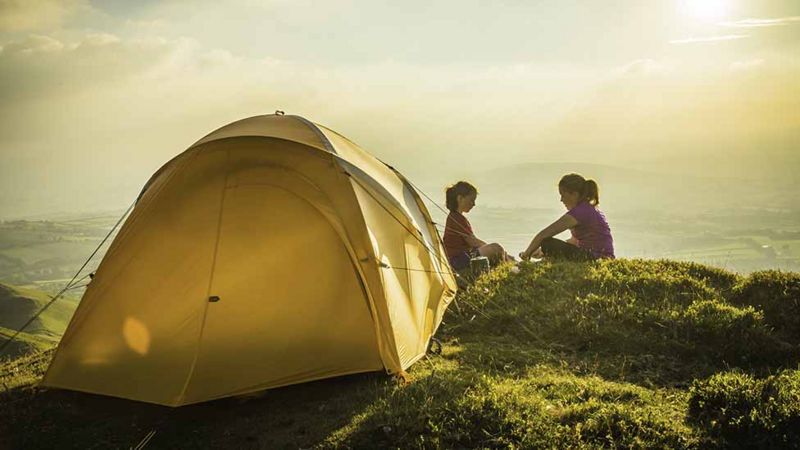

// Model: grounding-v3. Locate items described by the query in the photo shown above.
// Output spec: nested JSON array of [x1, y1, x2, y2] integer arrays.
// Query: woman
[[442, 181, 513, 271], [519, 173, 614, 261]]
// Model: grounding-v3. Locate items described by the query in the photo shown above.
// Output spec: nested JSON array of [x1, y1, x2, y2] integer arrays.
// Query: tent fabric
[[42, 115, 457, 406]]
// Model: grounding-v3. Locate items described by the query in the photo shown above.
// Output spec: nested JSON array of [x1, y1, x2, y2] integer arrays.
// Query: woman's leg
[[540, 237, 594, 261], [478, 242, 513, 264]]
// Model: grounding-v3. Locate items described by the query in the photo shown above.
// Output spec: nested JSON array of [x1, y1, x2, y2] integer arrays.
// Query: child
[[442, 181, 513, 270], [519, 173, 614, 261]]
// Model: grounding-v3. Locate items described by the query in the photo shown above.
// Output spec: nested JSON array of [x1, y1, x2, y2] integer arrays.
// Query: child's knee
[[541, 237, 558, 252]]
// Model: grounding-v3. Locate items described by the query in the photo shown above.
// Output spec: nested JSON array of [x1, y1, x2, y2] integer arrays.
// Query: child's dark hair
[[445, 181, 478, 212], [559, 173, 599, 206]]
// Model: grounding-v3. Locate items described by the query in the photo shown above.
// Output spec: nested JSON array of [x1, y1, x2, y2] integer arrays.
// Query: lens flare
[[679, 0, 730, 21]]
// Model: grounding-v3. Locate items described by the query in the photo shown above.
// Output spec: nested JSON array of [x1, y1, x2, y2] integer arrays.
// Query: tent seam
[[176, 147, 231, 405], [290, 115, 337, 154]]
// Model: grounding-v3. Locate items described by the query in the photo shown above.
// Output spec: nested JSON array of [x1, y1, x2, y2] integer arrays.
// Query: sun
[[679, 0, 730, 22]]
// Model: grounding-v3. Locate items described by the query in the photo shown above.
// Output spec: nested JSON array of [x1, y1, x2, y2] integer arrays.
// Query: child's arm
[[519, 214, 578, 260]]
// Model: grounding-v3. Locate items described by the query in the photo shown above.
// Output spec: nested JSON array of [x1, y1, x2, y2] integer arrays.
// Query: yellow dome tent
[[42, 113, 457, 406]]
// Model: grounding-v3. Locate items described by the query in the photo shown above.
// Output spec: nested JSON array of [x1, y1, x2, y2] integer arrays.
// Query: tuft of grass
[[729, 270, 800, 345], [688, 369, 800, 448], [0, 349, 53, 393]]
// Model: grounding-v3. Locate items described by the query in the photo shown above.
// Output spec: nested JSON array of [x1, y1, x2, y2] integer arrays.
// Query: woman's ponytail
[[445, 181, 477, 212], [584, 179, 599, 206]]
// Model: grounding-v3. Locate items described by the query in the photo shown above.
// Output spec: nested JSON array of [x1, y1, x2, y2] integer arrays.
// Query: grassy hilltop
[[1, 259, 799, 449]]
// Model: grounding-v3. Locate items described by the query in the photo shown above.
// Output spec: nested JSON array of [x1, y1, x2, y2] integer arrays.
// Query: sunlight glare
[[123, 316, 151, 355], [679, 0, 730, 21]]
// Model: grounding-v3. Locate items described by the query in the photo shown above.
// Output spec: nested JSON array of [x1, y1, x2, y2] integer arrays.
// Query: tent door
[[180, 177, 382, 402]]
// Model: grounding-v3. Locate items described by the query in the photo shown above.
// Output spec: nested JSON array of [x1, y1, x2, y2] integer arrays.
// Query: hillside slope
[[1, 259, 799, 449], [0, 283, 79, 359]]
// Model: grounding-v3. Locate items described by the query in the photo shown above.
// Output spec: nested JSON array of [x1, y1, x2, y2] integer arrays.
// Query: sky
[[0, 0, 798, 218]]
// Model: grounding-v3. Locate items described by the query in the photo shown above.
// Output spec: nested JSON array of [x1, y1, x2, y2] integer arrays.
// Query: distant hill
[[0, 283, 78, 359], [467, 162, 795, 213]]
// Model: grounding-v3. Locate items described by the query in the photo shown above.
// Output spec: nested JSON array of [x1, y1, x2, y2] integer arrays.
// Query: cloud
[[80, 32, 121, 47], [1, 27, 799, 215], [669, 34, 749, 44], [719, 16, 800, 28], [0, 30, 594, 187], [0, 0, 86, 32], [0, 34, 64, 54], [0, 32, 186, 108]]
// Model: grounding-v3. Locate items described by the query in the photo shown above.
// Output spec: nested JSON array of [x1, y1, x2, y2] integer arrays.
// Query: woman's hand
[[519, 248, 543, 261]]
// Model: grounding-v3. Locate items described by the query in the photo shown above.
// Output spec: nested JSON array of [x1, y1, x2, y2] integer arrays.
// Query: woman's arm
[[519, 213, 578, 260]]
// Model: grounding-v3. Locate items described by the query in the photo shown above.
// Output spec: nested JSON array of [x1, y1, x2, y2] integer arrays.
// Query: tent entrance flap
[[180, 181, 382, 403]]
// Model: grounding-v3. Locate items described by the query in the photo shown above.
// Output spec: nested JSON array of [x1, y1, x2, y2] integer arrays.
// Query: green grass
[[729, 270, 800, 345], [688, 370, 800, 448], [0, 326, 54, 359], [1, 259, 799, 449], [0, 282, 79, 359]]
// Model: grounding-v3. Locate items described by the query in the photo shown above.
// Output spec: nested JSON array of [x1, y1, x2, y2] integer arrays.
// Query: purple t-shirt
[[567, 201, 615, 259]]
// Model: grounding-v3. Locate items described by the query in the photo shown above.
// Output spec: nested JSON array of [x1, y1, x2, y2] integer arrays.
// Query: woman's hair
[[445, 181, 478, 212], [559, 173, 600, 206]]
